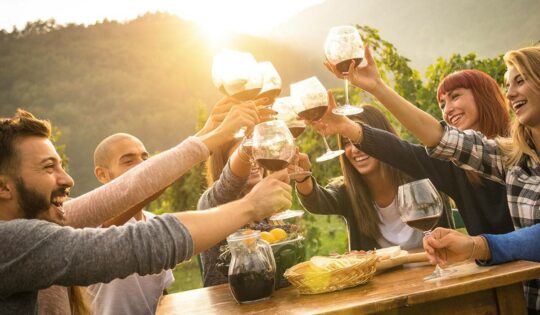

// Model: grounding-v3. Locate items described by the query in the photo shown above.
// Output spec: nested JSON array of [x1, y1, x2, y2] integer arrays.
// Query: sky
[[0, 0, 324, 36]]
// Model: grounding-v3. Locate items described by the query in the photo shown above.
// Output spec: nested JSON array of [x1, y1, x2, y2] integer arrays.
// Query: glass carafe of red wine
[[227, 229, 276, 304], [324, 25, 364, 116], [397, 178, 455, 281]]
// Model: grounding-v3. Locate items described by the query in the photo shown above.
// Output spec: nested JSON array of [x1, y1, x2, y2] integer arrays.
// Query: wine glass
[[252, 120, 296, 221], [290, 76, 344, 162], [255, 61, 282, 106], [252, 120, 295, 172], [397, 179, 455, 281], [272, 96, 312, 180], [212, 50, 263, 138], [324, 25, 364, 116]]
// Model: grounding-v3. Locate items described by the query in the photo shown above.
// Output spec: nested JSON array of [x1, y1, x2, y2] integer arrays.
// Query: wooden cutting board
[[375, 252, 429, 274]]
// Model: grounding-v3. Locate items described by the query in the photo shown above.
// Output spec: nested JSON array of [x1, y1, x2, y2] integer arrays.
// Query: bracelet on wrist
[[295, 175, 311, 184], [467, 236, 477, 261]]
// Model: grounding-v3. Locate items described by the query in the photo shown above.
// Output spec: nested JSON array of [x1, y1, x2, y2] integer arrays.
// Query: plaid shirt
[[428, 124, 540, 311]]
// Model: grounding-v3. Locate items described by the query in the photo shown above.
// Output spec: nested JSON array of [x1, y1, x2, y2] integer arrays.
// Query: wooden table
[[157, 260, 540, 314]]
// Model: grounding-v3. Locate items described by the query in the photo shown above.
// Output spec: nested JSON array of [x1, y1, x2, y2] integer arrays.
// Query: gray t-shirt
[[0, 214, 192, 314]]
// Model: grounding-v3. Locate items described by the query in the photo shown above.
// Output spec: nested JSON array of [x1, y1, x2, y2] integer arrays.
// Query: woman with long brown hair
[[295, 105, 452, 251]]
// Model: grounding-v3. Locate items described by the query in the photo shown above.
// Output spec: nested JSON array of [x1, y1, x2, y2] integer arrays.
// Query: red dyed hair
[[437, 69, 510, 138]]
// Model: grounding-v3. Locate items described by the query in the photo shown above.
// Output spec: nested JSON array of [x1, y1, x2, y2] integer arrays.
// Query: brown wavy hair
[[336, 105, 412, 240]]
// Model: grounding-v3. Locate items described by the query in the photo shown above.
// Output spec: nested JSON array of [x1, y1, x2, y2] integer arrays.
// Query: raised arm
[[65, 103, 260, 228], [324, 45, 443, 147]]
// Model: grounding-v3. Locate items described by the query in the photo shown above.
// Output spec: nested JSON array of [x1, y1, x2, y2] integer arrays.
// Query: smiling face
[[96, 136, 149, 183], [439, 88, 481, 131], [11, 137, 73, 223], [506, 66, 540, 128], [343, 138, 380, 176]]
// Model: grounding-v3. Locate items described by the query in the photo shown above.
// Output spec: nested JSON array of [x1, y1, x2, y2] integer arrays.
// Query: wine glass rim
[[399, 178, 434, 189]]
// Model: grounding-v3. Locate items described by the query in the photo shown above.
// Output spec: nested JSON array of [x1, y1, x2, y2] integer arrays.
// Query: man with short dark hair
[[0, 109, 292, 314]]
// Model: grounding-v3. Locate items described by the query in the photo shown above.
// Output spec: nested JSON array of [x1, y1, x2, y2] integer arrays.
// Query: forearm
[[197, 161, 248, 209], [64, 136, 209, 228], [178, 199, 255, 254], [0, 216, 192, 294], [297, 181, 343, 216], [229, 148, 252, 178], [371, 82, 443, 147], [478, 224, 540, 265]]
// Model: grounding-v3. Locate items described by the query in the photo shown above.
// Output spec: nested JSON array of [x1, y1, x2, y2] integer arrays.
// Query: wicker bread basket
[[284, 253, 377, 294]]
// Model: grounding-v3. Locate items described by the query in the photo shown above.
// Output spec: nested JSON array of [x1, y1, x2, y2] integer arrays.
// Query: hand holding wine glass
[[290, 76, 344, 162], [324, 44, 384, 96], [213, 103, 261, 141], [398, 179, 455, 281], [212, 50, 263, 138], [324, 25, 364, 115], [308, 91, 362, 140]]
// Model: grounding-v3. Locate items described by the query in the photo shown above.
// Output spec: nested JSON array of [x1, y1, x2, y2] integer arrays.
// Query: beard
[[15, 177, 68, 225]]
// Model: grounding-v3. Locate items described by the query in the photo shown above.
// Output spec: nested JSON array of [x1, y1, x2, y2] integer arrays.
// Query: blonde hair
[[498, 45, 540, 166]]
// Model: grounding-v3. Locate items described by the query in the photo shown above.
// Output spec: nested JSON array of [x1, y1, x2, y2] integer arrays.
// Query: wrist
[[234, 198, 257, 222], [295, 175, 311, 184], [471, 236, 491, 261], [198, 129, 231, 154], [370, 80, 389, 99]]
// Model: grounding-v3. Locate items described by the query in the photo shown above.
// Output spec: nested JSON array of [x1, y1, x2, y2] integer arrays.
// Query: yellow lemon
[[270, 228, 288, 242], [260, 231, 276, 244]]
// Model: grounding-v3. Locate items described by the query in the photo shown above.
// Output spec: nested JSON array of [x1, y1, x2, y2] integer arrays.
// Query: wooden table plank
[[157, 260, 540, 314]]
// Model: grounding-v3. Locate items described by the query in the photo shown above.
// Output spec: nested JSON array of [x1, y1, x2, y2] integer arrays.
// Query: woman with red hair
[[313, 68, 513, 237]]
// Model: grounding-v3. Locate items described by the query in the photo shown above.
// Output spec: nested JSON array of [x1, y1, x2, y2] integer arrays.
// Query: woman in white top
[[296, 104, 453, 251]]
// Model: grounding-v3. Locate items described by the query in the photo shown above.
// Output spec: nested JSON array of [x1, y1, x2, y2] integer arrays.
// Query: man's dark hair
[[0, 109, 51, 175]]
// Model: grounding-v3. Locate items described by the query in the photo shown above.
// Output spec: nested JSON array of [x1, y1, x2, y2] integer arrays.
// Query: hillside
[[0, 13, 312, 195], [271, 0, 540, 73]]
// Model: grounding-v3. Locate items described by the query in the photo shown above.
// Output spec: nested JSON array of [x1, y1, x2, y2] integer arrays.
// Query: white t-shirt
[[87, 211, 175, 315], [375, 198, 423, 250]]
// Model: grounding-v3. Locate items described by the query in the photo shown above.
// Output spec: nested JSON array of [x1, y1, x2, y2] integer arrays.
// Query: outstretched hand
[[423, 227, 473, 266], [324, 44, 383, 94], [244, 170, 292, 221]]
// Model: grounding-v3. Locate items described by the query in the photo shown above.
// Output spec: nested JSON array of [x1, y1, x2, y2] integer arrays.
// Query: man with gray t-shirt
[[88, 133, 175, 315], [0, 110, 292, 314]]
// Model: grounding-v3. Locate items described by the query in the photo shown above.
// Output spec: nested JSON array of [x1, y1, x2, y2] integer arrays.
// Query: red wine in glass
[[405, 214, 441, 231], [288, 126, 306, 138], [335, 58, 363, 74], [297, 106, 328, 121], [255, 158, 290, 172]]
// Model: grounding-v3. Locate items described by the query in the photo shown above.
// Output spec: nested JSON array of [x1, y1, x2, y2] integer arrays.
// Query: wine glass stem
[[321, 135, 332, 151], [344, 77, 350, 105]]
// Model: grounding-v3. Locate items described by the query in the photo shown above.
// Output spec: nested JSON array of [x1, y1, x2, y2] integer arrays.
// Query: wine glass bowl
[[324, 25, 364, 116], [290, 77, 344, 163], [397, 179, 443, 231], [212, 50, 263, 138], [256, 61, 282, 105], [272, 97, 306, 139], [252, 120, 295, 172]]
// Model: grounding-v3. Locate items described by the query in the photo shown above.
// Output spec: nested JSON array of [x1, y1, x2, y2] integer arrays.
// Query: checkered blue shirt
[[428, 124, 540, 311]]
